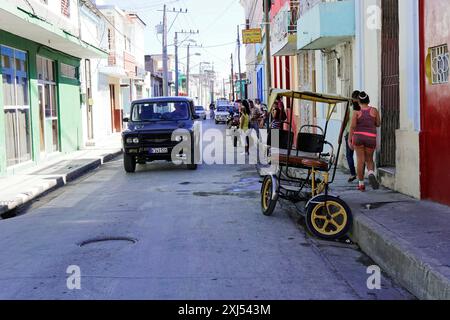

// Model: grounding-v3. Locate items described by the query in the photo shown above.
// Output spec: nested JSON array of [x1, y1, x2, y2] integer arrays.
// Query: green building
[[0, 0, 106, 176]]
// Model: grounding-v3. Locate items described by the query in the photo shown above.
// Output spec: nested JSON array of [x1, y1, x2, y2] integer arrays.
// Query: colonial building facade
[[241, 0, 450, 206], [0, 0, 106, 176]]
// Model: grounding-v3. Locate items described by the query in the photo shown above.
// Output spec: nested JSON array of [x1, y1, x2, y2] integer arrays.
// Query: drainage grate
[[79, 237, 137, 247]]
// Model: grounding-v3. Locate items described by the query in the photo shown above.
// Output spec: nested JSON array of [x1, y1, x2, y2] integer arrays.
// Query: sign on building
[[242, 28, 262, 44]]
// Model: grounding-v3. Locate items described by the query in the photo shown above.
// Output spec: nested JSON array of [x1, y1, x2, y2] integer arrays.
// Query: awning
[[0, 2, 108, 59], [268, 89, 350, 112], [99, 66, 129, 79]]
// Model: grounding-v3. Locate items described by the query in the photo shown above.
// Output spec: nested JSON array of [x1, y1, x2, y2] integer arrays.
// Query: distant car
[[215, 106, 229, 124], [216, 99, 229, 107], [122, 97, 201, 173], [195, 106, 206, 120]]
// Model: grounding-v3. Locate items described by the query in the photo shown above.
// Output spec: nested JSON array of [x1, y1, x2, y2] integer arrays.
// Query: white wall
[[240, 0, 263, 100], [357, 0, 382, 108], [396, 0, 421, 198], [79, 3, 114, 145], [23, 0, 80, 36]]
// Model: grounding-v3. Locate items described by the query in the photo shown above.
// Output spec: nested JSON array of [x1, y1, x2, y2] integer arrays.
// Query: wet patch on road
[[193, 177, 261, 199], [193, 191, 259, 199], [79, 236, 137, 247], [361, 201, 416, 210]]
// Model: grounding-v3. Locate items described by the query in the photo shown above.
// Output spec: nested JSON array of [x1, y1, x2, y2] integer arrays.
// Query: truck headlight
[[126, 137, 139, 144], [175, 136, 184, 142]]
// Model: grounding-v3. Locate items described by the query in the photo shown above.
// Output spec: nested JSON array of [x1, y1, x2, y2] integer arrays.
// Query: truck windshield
[[131, 101, 190, 121]]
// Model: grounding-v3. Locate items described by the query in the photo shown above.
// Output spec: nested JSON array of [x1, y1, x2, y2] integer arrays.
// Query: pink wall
[[270, 0, 289, 19]]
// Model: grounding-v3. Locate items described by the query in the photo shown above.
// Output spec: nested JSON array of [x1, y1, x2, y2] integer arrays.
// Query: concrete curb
[[0, 149, 122, 219], [349, 212, 450, 300]]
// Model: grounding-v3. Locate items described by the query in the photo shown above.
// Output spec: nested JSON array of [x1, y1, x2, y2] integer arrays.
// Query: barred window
[[61, 0, 70, 18], [431, 44, 449, 85]]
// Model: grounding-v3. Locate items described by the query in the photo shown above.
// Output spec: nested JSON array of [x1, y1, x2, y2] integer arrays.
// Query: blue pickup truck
[[122, 97, 201, 173]]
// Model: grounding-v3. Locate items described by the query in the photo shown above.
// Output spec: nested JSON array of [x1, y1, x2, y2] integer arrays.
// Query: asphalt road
[[0, 121, 413, 300]]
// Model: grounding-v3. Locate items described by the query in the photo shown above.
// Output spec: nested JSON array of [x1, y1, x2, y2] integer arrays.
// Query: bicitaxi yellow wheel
[[261, 175, 278, 216], [306, 195, 353, 240]]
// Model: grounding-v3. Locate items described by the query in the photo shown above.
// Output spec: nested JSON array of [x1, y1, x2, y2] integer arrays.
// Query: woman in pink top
[[349, 92, 381, 192]]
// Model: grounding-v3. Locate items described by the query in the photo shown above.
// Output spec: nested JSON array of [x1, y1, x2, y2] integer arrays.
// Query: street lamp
[[185, 52, 201, 97]]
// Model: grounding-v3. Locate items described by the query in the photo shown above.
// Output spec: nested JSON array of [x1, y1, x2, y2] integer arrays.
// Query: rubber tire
[[261, 175, 277, 216], [215, 120, 218, 124], [187, 145, 198, 170], [305, 195, 353, 240], [124, 154, 136, 173]]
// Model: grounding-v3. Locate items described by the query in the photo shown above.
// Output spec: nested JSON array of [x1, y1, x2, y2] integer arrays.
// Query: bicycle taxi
[[261, 89, 353, 240]]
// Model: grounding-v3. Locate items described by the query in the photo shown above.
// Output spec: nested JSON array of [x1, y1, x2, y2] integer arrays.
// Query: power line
[[122, 0, 180, 11]]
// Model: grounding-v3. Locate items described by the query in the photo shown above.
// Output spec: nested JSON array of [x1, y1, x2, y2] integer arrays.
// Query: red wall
[[420, 0, 450, 205]]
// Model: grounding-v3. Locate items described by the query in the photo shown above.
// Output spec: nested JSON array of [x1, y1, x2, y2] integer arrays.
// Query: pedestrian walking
[[249, 99, 261, 138], [348, 92, 381, 192], [270, 97, 287, 129], [260, 104, 269, 129], [240, 100, 251, 155], [344, 91, 361, 183], [255, 98, 262, 110]]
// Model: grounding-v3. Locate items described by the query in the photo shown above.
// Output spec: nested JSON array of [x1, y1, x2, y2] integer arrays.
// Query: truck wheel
[[124, 154, 136, 173], [187, 149, 198, 170]]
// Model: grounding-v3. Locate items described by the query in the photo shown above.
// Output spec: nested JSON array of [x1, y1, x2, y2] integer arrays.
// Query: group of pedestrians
[[231, 99, 269, 155], [232, 91, 381, 193]]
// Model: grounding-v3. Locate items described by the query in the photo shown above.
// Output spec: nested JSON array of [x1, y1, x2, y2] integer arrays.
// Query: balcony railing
[[271, 1, 300, 56]]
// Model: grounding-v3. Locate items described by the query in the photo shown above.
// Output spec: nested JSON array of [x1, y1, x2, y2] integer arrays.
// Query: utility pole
[[175, 31, 179, 96], [186, 44, 190, 97], [223, 78, 225, 98], [175, 29, 199, 96], [159, 7, 188, 96], [230, 53, 235, 101], [162, 5, 168, 96], [263, 0, 272, 102], [237, 25, 243, 100], [210, 63, 215, 104]]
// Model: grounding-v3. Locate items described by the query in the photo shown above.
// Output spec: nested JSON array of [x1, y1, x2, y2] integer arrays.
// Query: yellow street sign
[[242, 28, 262, 44]]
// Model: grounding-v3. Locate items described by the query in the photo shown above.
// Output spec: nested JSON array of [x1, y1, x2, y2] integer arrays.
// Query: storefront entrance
[[37, 56, 59, 156], [0, 45, 32, 167]]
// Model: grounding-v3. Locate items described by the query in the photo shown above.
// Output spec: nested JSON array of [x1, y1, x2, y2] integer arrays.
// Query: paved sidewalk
[[257, 165, 450, 300], [333, 173, 450, 300], [0, 134, 123, 218]]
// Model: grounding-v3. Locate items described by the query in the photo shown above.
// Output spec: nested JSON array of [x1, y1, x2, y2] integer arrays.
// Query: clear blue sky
[[98, 0, 246, 80]]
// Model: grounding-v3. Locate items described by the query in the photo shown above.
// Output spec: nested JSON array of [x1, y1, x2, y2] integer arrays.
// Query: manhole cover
[[79, 237, 137, 247]]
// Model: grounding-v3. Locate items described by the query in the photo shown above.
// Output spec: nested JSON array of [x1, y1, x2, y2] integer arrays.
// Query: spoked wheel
[[306, 195, 353, 240], [261, 175, 277, 216]]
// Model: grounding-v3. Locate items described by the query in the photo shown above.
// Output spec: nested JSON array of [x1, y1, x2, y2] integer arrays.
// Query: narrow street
[[0, 121, 411, 300]]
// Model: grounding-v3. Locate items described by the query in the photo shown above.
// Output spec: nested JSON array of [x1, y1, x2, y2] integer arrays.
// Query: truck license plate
[[150, 148, 168, 154]]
